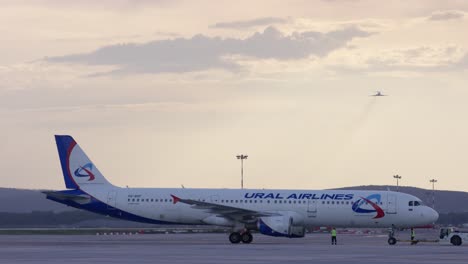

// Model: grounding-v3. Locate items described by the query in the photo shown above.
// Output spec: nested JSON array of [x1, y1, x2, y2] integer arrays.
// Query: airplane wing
[[171, 194, 279, 222]]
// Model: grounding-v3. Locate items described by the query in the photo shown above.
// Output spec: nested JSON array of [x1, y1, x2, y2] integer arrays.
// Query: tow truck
[[439, 227, 468, 246], [388, 227, 468, 246]]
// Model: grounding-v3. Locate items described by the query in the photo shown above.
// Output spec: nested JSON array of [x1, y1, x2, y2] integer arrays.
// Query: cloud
[[47, 26, 373, 75], [427, 10, 465, 21], [330, 46, 468, 74], [3, 0, 175, 9], [210, 17, 288, 29]]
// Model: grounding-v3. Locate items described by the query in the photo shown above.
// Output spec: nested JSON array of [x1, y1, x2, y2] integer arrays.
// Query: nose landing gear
[[388, 225, 397, 245]]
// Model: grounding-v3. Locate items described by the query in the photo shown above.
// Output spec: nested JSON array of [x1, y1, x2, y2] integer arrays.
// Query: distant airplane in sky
[[45, 135, 438, 245], [371, 91, 387, 96]]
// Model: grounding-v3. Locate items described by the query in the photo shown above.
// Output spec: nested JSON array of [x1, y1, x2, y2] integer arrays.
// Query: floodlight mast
[[430, 179, 437, 209], [236, 154, 248, 189], [393, 175, 402, 191]]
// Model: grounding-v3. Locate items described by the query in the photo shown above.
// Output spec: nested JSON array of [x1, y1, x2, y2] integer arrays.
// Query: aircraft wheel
[[388, 237, 397, 245], [241, 232, 253, 244], [451, 236, 462, 246], [229, 232, 241, 244]]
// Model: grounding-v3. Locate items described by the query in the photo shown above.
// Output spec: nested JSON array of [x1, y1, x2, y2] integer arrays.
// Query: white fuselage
[[83, 185, 438, 229]]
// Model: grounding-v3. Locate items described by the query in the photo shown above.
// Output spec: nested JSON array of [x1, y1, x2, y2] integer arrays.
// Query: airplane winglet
[[171, 194, 181, 204]]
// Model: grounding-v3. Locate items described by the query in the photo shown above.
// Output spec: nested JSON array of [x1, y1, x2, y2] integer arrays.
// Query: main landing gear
[[229, 231, 253, 244]]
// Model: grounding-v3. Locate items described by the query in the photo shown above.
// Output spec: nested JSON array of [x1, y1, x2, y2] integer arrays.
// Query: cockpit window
[[409, 201, 423, 206]]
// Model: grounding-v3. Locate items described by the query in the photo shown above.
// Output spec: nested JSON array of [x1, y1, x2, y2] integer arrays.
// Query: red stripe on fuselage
[[360, 196, 385, 219]]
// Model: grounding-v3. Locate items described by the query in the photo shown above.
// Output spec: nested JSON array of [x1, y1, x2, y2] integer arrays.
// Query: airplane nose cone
[[430, 208, 439, 223]]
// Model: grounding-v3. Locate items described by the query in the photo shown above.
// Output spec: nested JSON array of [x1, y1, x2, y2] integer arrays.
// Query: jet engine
[[257, 211, 306, 238]]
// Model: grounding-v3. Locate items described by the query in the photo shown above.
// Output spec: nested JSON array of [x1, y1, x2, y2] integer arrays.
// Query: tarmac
[[0, 232, 466, 264]]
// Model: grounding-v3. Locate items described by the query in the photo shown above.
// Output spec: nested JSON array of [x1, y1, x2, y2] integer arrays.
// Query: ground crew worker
[[410, 228, 416, 245], [331, 227, 337, 245]]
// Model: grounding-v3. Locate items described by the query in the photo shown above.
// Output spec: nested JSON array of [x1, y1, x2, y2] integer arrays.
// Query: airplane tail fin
[[55, 135, 113, 189]]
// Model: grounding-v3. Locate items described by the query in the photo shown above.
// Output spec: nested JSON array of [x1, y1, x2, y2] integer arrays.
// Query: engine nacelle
[[257, 211, 306, 238]]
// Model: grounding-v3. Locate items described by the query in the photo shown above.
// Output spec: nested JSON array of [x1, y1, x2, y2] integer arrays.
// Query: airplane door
[[386, 194, 397, 214], [307, 200, 317, 217], [107, 190, 117, 209]]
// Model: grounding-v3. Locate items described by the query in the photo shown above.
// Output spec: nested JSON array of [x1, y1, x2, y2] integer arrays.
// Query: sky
[[1, 0, 468, 191]]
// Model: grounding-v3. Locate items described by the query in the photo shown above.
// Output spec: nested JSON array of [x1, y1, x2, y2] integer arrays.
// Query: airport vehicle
[[371, 91, 386, 96], [45, 135, 439, 244], [391, 227, 468, 246], [439, 227, 468, 246]]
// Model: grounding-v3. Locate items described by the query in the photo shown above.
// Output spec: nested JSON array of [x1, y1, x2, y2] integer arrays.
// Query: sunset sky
[[1, 0, 468, 191]]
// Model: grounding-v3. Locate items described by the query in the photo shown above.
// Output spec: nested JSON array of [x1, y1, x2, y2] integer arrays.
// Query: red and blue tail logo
[[55, 135, 111, 189], [352, 194, 385, 219], [74, 163, 96, 181]]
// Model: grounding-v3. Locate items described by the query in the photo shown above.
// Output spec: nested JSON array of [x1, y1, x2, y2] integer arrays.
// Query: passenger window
[[267, 200, 270, 203], [409, 201, 413, 206], [327, 201, 330, 204], [322, 201, 325, 204]]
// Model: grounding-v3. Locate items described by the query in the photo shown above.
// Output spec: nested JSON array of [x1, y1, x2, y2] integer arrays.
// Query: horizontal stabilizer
[[43, 190, 91, 205]]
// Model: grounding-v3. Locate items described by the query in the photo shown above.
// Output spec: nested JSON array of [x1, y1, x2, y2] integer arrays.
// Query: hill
[[0, 188, 73, 213]]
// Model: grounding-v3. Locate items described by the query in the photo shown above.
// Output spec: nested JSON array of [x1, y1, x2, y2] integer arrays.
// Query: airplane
[[45, 135, 438, 245], [371, 91, 387, 96]]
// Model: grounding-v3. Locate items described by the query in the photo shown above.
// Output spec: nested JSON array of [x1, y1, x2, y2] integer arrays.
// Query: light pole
[[236, 154, 248, 189], [393, 175, 402, 192], [430, 179, 437, 209]]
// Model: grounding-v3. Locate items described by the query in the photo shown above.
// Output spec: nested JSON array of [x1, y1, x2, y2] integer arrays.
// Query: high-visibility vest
[[331, 230, 337, 237], [411, 230, 415, 236]]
